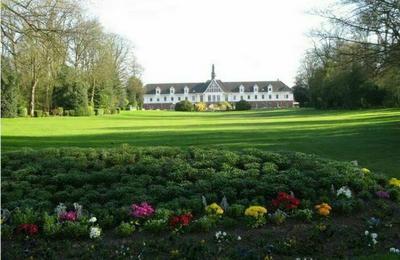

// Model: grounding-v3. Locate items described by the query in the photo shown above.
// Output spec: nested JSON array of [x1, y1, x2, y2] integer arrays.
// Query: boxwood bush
[[175, 100, 194, 111], [235, 100, 251, 110], [1, 146, 387, 217]]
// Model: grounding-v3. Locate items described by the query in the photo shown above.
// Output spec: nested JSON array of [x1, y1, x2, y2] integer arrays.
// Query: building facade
[[143, 65, 294, 110]]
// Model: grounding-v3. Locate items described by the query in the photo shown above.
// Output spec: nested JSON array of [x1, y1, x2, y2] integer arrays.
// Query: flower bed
[[1, 146, 400, 258]]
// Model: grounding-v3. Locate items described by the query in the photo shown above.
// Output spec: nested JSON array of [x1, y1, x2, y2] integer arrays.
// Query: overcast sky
[[90, 0, 329, 86]]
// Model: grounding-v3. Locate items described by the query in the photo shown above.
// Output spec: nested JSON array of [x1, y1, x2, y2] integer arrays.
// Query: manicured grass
[[2, 108, 400, 177]]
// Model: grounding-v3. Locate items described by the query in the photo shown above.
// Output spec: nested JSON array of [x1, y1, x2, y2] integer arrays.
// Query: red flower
[[169, 213, 193, 228], [59, 211, 77, 222], [17, 224, 39, 236], [272, 192, 300, 210]]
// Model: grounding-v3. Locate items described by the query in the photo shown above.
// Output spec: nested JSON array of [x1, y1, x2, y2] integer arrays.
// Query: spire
[[211, 64, 216, 80]]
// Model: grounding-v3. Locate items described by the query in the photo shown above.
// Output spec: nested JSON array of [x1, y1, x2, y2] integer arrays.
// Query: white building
[[143, 65, 294, 109]]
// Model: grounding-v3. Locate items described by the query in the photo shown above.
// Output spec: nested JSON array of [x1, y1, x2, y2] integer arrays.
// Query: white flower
[[372, 239, 377, 245], [237, 236, 242, 241], [390, 248, 396, 253], [371, 233, 378, 239], [222, 232, 227, 236], [337, 186, 352, 198], [89, 227, 101, 239], [89, 217, 97, 223], [364, 230, 369, 236]]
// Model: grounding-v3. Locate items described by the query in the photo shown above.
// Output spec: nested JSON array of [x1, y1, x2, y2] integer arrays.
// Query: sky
[[90, 0, 328, 86]]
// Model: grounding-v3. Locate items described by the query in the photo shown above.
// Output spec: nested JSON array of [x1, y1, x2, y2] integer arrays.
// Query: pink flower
[[131, 202, 155, 218], [60, 211, 77, 221]]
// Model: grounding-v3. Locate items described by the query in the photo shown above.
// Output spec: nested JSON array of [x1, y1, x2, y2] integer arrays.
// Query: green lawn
[[2, 108, 400, 177]]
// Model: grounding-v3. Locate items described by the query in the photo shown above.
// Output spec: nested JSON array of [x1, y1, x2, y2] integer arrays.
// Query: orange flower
[[315, 203, 332, 216]]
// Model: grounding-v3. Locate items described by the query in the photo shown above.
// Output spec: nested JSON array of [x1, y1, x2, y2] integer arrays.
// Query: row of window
[[155, 85, 273, 95], [147, 94, 290, 103]]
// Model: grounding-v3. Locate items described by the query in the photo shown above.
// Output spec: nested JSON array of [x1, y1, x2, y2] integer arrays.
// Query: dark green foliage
[[52, 66, 89, 116], [235, 100, 251, 110], [17, 107, 28, 117], [175, 100, 194, 111], [293, 85, 311, 107], [1, 58, 19, 118]]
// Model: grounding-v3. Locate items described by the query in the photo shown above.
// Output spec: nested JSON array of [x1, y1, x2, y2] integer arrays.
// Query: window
[[255, 95, 257, 100], [184, 86, 189, 94], [240, 96, 244, 100], [212, 95, 216, 102], [178, 97, 181, 101], [262, 95, 265, 99], [170, 87, 175, 94], [192, 96, 195, 101], [269, 95, 272, 99], [225, 95, 228, 101], [233, 96, 237, 100], [239, 85, 244, 93], [208, 95, 211, 102], [217, 95, 220, 102], [164, 96, 167, 101], [185, 97, 188, 101], [157, 98, 160, 102], [254, 85, 258, 93], [285, 94, 289, 99], [155, 88, 161, 95], [247, 95, 251, 99], [276, 94, 279, 99], [150, 98, 153, 102], [171, 97, 174, 101]]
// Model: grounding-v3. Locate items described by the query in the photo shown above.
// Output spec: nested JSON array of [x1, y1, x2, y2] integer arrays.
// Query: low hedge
[[2, 146, 395, 217]]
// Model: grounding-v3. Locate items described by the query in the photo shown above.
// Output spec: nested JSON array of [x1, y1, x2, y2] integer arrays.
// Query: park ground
[[2, 108, 400, 177]]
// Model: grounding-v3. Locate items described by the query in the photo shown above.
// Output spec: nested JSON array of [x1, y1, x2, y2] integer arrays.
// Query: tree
[[1, 58, 19, 117], [126, 76, 144, 109], [52, 66, 89, 116]]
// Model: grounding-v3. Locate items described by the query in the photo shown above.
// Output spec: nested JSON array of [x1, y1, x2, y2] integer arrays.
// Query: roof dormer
[[239, 85, 245, 93], [170, 87, 175, 95], [184, 86, 189, 94], [253, 84, 259, 93], [155, 87, 161, 95]]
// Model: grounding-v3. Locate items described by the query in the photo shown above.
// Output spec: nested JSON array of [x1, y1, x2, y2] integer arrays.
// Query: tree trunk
[[90, 77, 96, 106], [30, 79, 38, 116]]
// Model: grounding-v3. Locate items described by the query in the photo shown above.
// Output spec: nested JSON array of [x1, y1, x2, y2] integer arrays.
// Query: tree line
[[294, 0, 400, 109], [1, 0, 144, 117]]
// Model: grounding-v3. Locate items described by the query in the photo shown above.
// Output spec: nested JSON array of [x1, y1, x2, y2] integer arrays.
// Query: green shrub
[[292, 209, 313, 222], [115, 222, 135, 237], [95, 109, 104, 116], [62, 222, 88, 238], [88, 106, 95, 116], [63, 110, 70, 116], [12, 208, 40, 225], [43, 212, 62, 237], [17, 107, 28, 117], [175, 100, 194, 111], [227, 204, 245, 218], [69, 110, 75, 116], [34, 110, 43, 117], [235, 100, 251, 110], [52, 107, 64, 116], [190, 216, 216, 232], [43, 112, 50, 117]]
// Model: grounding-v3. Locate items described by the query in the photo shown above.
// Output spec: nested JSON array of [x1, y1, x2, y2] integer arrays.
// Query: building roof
[[144, 80, 291, 94]]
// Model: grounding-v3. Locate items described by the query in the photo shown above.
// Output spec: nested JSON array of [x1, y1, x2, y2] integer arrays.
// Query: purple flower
[[376, 191, 390, 199]]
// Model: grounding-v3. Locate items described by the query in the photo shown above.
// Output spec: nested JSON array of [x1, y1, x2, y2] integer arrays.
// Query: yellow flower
[[170, 249, 179, 256], [205, 203, 224, 215], [244, 206, 267, 218], [389, 178, 400, 187], [361, 168, 370, 174], [315, 203, 332, 216]]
